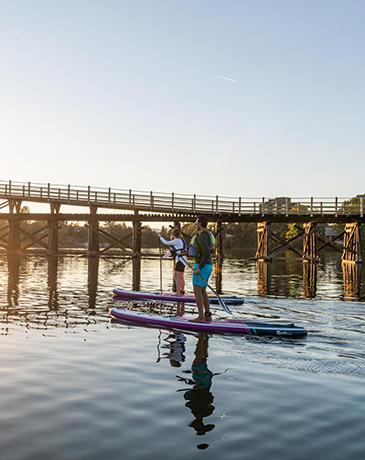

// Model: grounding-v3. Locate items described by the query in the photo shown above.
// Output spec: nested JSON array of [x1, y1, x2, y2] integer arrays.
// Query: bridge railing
[[0, 180, 364, 216]]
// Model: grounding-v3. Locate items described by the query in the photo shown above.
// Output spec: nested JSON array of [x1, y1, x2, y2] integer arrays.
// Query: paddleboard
[[110, 308, 307, 337], [112, 288, 245, 305]]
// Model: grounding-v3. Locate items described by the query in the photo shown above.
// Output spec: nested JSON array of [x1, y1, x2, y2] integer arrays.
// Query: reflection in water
[[342, 261, 362, 301], [1, 252, 365, 336], [88, 257, 99, 310], [215, 259, 223, 294], [177, 334, 216, 446], [257, 261, 271, 296], [47, 256, 58, 310], [7, 255, 20, 308], [302, 261, 317, 299], [161, 332, 186, 367]]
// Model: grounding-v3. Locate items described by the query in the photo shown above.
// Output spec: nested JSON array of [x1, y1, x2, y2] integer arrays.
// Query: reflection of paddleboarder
[[177, 333, 216, 436], [162, 332, 186, 368]]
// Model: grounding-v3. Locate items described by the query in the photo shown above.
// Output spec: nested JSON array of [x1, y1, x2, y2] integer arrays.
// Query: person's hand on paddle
[[194, 267, 201, 275]]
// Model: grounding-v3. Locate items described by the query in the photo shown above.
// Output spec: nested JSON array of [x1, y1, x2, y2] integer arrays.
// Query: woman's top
[[159, 235, 188, 266]]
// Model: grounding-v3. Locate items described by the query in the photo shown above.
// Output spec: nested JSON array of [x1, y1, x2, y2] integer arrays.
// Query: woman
[[158, 228, 188, 315]]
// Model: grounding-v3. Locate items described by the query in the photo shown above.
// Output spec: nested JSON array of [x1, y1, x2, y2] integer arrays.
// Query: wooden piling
[[342, 260, 361, 301], [215, 221, 223, 294], [48, 202, 61, 255], [303, 222, 318, 262], [132, 211, 142, 290], [88, 205, 99, 256], [256, 222, 271, 261], [342, 223, 362, 263], [7, 200, 22, 255]]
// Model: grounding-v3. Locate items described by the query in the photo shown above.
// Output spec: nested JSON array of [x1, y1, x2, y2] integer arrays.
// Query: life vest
[[170, 238, 187, 258], [188, 231, 215, 257]]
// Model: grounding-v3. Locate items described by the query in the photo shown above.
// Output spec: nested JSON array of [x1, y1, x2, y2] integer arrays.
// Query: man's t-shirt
[[194, 230, 212, 269]]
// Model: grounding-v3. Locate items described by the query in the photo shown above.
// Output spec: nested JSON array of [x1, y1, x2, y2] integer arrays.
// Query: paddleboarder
[[190, 215, 214, 322], [158, 228, 188, 315]]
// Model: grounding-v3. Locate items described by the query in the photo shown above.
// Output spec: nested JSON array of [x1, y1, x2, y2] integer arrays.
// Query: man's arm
[[198, 232, 210, 269]]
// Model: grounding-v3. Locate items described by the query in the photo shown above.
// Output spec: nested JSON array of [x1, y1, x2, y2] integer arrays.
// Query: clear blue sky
[[1, 0, 364, 197]]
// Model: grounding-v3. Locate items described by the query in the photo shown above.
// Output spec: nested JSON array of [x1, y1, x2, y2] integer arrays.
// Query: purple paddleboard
[[110, 308, 307, 337], [112, 288, 244, 305]]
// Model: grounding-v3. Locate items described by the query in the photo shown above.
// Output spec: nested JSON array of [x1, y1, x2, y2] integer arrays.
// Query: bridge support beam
[[88, 206, 99, 256], [303, 223, 318, 262], [256, 222, 271, 261], [215, 221, 223, 293], [342, 223, 362, 263], [8, 200, 22, 255], [132, 211, 142, 290]]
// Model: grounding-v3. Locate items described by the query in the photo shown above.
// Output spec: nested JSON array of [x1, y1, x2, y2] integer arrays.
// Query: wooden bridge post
[[48, 202, 61, 255], [88, 205, 99, 256], [255, 222, 271, 261], [132, 211, 142, 290], [342, 260, 361, 301], [303, 223, 318, 262], [342, 223, 362, 263], [7, 200, 22, 255], [215, 221, 223, 294]]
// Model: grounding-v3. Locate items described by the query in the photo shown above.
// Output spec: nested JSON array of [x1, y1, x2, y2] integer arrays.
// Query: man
[[191, 215, 214, 322]]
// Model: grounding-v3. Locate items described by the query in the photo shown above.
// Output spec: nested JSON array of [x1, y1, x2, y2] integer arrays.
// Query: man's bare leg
[[202, 288, 211, 319], [191, 285, 205, 322]]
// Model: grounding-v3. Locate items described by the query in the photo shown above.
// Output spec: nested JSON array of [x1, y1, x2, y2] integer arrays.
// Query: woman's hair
[[171, 228, 181, 238]]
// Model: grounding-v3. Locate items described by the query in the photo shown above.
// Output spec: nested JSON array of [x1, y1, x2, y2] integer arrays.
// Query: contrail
[[216, 75, 239, 83]]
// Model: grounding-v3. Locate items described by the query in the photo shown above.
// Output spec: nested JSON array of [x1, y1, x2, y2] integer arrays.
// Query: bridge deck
[[0, 180, 364, 220]]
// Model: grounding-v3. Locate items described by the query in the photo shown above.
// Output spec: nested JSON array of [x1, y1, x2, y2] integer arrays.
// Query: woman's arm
[[159, 235, 181, 247]]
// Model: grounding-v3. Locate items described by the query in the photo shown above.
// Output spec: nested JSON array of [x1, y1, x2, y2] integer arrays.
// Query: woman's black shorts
[[175, 261, 186, 272]]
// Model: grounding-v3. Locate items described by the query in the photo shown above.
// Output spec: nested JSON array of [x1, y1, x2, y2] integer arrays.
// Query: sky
[[0, 0, 364, 198]]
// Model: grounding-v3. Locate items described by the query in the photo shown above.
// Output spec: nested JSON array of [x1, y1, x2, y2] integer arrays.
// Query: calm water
[[0, 253, 365, 459]]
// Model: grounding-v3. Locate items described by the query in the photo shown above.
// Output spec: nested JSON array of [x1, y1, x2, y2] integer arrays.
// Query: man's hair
[[196, 215, 208, 228]]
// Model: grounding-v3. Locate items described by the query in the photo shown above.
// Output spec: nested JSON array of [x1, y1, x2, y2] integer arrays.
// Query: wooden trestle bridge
[[0, 180, 364, 293]]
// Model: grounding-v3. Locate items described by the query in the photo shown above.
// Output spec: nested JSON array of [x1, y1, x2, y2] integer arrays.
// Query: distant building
[[260, 197, 291, 214]]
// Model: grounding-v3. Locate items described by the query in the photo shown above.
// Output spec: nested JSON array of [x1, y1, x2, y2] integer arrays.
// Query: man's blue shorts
[[192, 263, 213, 288]]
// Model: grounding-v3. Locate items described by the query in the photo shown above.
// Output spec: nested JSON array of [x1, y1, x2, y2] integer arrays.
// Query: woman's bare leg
[[175, 271, 185, 316]]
